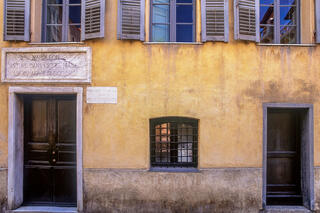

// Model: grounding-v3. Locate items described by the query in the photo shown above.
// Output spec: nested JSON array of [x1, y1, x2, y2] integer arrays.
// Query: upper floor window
[[4, 0, 105, 42], [43, 0, 81, 42], [150, 0, 195, 42], [150, 117, 198, 168], [260, 0, 300, 44]]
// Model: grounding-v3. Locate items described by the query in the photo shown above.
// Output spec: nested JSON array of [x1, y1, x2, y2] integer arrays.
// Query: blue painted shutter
[[316, 0, 320, 43], [81, 0, 105, 40], [4, 0, 30, 41], [117, 0, 145, 41], [201, 0, 229, 42], [234, 0, 259, 42]]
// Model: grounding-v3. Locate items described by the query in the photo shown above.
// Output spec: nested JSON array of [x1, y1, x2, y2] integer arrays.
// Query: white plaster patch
[[1, 47, 91, 83], [86, 87, 117, 104]]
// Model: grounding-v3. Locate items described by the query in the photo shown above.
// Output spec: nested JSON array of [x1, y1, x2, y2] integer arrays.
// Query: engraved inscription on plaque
[[1, 47, 91, 83], [87, 87, 117, 104]]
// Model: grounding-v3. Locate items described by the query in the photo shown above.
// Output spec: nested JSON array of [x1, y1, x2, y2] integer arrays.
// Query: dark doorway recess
[[23, 95, 77, 207], [267, 109, 302, 205], [263, 104, 314, 210]]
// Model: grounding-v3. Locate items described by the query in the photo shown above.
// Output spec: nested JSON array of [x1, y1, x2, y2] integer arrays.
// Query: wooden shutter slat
[[234, 0, 259, 42], [81, 0, 105, 40], [4, 0, 30, 41], [117, 0, 145, 41], [201, 0, 229, 42], [316, 0, 320, 43]]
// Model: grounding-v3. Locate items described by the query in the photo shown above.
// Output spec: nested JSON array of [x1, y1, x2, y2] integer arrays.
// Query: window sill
[[28, 42, 85, 45], [144, 42, 203, 45], [149, 167, 200, 173], [258, 43, 316, 47]]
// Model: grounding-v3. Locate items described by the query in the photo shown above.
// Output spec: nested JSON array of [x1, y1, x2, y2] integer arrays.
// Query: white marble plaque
[[86, 87, 117, 104], [1, 47, 91, 83]]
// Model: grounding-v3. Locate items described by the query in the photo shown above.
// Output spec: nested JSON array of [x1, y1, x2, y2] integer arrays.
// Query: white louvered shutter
[[316, 0, 320, 43], [234, 0, 259, 42], [81, 0, 105, 40], [4, 0, 30, 41], [117, 0, 145, 41], [201, 0, 229, 42]]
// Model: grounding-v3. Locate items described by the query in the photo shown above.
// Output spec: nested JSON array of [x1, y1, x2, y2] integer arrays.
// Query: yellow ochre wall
[[0, 0, 319, 170]]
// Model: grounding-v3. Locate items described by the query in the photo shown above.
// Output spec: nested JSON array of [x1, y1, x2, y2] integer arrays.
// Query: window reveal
[[150, 117, 198, 168]]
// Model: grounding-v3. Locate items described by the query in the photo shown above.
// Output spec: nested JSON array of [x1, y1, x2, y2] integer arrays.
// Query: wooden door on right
[[267, 109, 302, 205]]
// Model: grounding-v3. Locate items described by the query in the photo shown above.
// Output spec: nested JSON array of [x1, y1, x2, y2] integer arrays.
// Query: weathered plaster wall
[[0, 169, 7, 213], [0, 0, 319, 212], [84, 168, 262, 213], [314, 167, 320, 210], [0, 0, 318, 170]]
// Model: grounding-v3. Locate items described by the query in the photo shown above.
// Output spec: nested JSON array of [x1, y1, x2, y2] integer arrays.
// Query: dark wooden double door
[[23, 95, 77, 207], [267, 109, 302, 205]]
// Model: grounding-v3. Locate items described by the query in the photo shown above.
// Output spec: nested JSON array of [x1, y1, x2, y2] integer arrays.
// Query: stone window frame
[[7, 87, 83, 212]]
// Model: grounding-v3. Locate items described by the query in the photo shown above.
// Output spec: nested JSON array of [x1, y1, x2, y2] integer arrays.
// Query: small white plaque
[[86, 87, 117, 104]]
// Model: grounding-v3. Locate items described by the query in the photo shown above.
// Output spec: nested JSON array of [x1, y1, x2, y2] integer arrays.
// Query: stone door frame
[[7, 87, 83, 212], [262, 103, 314, 210]]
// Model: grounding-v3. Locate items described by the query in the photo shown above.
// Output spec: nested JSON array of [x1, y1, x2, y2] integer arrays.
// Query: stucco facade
[[0, 0, 320, 212]]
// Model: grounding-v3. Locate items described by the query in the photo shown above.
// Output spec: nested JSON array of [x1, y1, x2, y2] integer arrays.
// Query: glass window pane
[[260, 6, 274, 24], [48, 0, 63, 4], [280, 26, 297, 44], [69, 0, 81, 4], [68, 25, 81, 42], [46, 26, 62, 42], [260, 26, 274, 43], [177, 0, 192, 3], [153, 0, 169, 3], [47, 6, 62, 24], [280, 6, 296, 25], [152, 24, 169, 42], [69, 6, 81, 24], [260, 0, 274, 5], [176, 24, 193, 42], [152, 5, 169, 23], [280, 0, 296, 5], [176, 5, 193, 23]]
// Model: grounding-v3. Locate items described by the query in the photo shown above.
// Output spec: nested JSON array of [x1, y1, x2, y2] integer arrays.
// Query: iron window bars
[[150, 117, 198, 168]]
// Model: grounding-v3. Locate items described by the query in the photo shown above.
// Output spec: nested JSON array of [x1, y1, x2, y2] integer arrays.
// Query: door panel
[[24, 168, 52, 204], [58, 100, 76, 143], [24, 95, 76, 207], [31, 100, 49, 141], [267, 109, 302, 205], [54, 168, 77, 204]]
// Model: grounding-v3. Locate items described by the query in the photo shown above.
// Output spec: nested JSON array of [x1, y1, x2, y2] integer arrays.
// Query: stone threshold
[[6, 206, 77, 213], [262, 206, 311, 213]]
